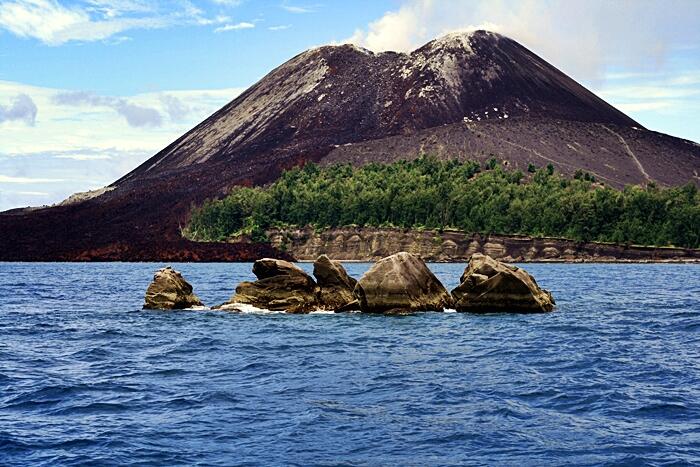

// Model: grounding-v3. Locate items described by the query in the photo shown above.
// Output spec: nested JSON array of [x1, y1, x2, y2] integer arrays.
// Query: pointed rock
[[451, 253, 555, 313], [144, 266, 204, 310], [354, 252, 451, 313], [313, 254, 358, 311]]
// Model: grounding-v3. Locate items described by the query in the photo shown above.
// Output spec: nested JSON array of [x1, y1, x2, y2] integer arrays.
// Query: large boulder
[[144, 266, 204, 310], [313, 254, 358, 311], [451, 253, 555, 313], [220, 258, 318, 313], [354, 252, 451, 313]]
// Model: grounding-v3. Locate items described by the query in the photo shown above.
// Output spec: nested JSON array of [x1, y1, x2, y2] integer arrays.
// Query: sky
[[0, 0, 699, 211]]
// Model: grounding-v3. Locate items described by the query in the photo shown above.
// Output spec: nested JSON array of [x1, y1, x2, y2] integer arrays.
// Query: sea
[[1, 262, 699, 466]]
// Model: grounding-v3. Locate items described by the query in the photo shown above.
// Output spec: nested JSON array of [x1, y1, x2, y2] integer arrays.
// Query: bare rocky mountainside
[[2, 31, 699, 261]]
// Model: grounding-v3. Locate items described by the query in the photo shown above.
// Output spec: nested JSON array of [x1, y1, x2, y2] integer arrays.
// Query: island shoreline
[[262, 227, 700, 264]]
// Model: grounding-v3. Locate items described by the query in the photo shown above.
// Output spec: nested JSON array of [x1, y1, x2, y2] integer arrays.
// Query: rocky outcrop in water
[[219, 258, 318, 313], [354, 252, 452, 313], [145, 253, 558, 315], [451, 254, 554, 313], [313, 255, 358, 311], [143, 266, 204, 310]]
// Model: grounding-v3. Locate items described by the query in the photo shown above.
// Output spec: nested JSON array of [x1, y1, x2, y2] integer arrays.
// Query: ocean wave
[[1, 262, 699, 465]]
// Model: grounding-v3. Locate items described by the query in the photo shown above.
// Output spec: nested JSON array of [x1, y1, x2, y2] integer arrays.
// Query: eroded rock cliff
[[267, 227, 700, 262]]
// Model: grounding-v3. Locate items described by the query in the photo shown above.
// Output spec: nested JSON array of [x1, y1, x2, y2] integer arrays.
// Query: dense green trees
[[185, 156, 700, 248]]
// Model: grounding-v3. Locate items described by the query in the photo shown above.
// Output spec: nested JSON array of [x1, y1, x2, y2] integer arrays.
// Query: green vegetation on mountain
[[184, 156, 700, 248]]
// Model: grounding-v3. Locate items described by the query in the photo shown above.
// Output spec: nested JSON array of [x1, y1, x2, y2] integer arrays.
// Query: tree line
[[184, 156, 700, 248]]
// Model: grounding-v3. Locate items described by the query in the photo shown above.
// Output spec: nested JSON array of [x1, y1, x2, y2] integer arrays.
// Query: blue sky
[[1, 0, 699, 211]]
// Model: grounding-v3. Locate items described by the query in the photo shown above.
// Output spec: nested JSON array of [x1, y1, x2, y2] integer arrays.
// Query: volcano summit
[[2, 31, 699, 261]]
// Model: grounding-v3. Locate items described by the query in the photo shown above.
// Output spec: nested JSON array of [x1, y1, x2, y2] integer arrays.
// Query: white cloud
[[55, 153, 112, 160], [592, 71, 700, 120], [51, 90, 213, 127], [0, 93, 37, 125], [0, 0, 229, 45], [668, 74, 700, 86], [0, 80, 244, 210], [114, 101, 162, 127], [103, 34, 132, 44], [0, 174, 65, 183], [214, 21, 254, 32], [598, 85, 700, 101], [342, 0, 700, 85], [196, 14, 231, 26], [0, 189, 50, 210], [210, 0, 242, 5], [0, 80, 245, 154], [615, 102, 674, 113], [160, 94, 190, 122], [85, 0, 154, 17], [14, 190, 50, 196], [52, 90, 163, 127], [281, 3, 315, 14], [0, 0, 166, 45], [268, 24, 291, 31]]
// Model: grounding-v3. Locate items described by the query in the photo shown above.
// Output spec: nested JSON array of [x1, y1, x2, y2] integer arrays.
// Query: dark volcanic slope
[[323, 117, 700, 187], [120, 30, 639, 185], [2, 31, 699, 261]]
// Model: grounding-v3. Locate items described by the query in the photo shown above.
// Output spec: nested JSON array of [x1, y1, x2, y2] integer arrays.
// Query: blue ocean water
[[1, 262, 699, 466]]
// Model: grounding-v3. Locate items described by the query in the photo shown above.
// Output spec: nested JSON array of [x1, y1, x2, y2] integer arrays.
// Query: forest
[[184, 156, 700, 248]]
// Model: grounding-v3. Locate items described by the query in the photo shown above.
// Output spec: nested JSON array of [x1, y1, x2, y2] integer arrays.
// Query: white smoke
[[345, 0, 700, 84]]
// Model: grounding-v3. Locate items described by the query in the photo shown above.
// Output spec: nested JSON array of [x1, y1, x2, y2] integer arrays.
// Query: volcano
[[2, 31, 699, 261]]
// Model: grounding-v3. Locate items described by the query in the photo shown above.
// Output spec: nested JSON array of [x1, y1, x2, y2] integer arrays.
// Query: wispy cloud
[[50, 90, 210, 128], [596, 71, 700, 100], [52, 90, 164, 127], [615, 102, 674, 113], [14, 190, 50, 196], [84, 0, 155, 17], [55, 153, 112, 160], [268, 24, 291, 31], [0, 93, 37, 125], [598, 85, 700, 101], [214, 21, 254, 32], [0, 174, 65, 183], [0, 0, 228, 45], [0, 80, 245, 210], [0, 0, 166, 45], [590, 69, 700, 141], [160, 94, 190, 122], [281, 2, 316, 14], [210, 0, 243, 6], [102, 34, 132, 45]]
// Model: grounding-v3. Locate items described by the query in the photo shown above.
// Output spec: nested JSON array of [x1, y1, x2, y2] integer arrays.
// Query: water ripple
[[0, 262, 699, 465]]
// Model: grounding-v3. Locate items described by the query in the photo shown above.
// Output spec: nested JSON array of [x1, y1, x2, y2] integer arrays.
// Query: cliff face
[[267, 227, 700, 263]]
